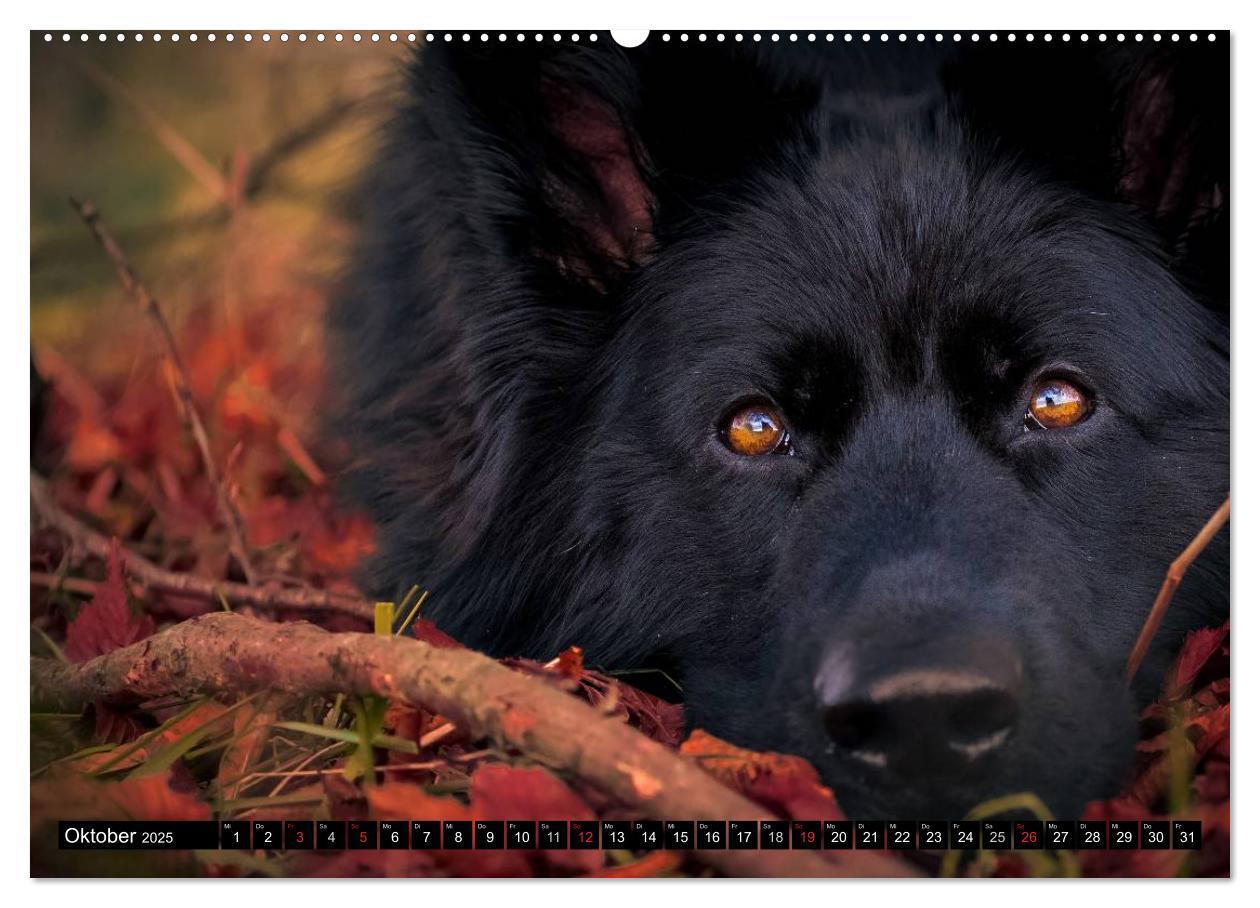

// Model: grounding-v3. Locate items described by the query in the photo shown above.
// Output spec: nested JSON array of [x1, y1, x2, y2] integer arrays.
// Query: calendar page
[[27, 16, 1230, 882]]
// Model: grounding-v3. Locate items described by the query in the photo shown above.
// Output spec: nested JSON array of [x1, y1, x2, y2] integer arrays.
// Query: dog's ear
[[947, 41, 1227, 306], [409, 42, 818, 294], [539, 77, 654, 280], [329, 41, 819, 575], [407, 43, 654, 293], [1115, 45, 1227, 304]]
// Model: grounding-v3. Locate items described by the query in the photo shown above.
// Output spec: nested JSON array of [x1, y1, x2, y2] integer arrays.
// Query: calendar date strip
[[59, 818, 1203, 851]]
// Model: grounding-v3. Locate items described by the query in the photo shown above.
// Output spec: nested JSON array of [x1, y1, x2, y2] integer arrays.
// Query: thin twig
[[276, 426, 327, 487], [31, 472, 372, 623], [1126, 496, 1231, 682], [30, 571, 105, 599], [64, 55, 228, 202], [418, 721, 457, 749], [71, 198, 258, 586], [243, 90, 376, 199], [268, 741, 347, 798], [245, 760, 444, 782]]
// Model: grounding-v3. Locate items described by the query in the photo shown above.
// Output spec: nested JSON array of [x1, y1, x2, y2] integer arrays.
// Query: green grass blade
[[274, 720, 418, 754]]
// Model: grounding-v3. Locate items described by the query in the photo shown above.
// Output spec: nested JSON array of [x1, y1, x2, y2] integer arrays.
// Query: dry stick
[[71, 199, 258, 586], [30, 612, 914, 878], [31, 473, 372, 623], [1126, 496, 1231, 683]]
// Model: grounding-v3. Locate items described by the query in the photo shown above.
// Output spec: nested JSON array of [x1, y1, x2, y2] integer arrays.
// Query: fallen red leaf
[[681, 729, 843, 820], [410, 618, 462, 649], [1078, 620, 1230, 877], [545, 646, 586, 681], [1168, 621, 1229, 695], [62, 538, 155, 662], [467, 763, 596, 822], [91, 703, 146, 746], [364, 782, 530, 877], [468, 764, 603, 874], [573, 669, 686, 746], [69, 700, 231, 774], [31, 768, 210, 823], [218, 693, 285, 799], [347, 765, 608, 877]]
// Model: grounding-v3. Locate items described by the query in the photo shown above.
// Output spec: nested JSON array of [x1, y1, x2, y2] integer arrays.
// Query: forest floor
[[28, 36, 1229, 878]]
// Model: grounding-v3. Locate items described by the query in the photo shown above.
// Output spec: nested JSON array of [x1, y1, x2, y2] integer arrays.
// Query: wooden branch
[[31, 472, 372, 624], [30, 612, 914, 878], [1127, 496, 1231, 683], [71, 199, 258, 586]]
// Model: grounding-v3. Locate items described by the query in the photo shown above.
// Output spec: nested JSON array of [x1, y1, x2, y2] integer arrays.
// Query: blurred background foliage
[[29, 36, 412, 601], [30, 34, 404, 368]]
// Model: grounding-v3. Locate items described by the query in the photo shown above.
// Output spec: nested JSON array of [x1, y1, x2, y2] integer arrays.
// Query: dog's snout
[[815, 637, 1022, 779]]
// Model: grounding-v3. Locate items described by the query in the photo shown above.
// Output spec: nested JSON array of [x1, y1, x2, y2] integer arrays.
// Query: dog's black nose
[[816, 637, 1022, 778]]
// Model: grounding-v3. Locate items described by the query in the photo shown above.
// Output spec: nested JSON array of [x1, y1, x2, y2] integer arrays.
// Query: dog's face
[[571, 141, 1227, 818], [333, 42, 1228, 819]]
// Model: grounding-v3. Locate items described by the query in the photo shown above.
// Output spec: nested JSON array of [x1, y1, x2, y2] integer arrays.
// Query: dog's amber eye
[[724, 402, 791, 456], [1026, 379, 1092, 430]]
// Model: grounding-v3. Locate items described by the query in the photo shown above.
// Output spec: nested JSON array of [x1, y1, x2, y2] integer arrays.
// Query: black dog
[[328, 38, 1228, 819]]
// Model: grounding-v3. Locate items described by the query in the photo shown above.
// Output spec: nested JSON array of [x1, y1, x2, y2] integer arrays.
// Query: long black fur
[[328, 38, 1229, 818]]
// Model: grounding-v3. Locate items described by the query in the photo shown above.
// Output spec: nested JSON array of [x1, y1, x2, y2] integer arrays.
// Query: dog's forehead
[[630, 141, 1229, 420], [630, 141, 1223, 421], [650, 144, 1091, 356]]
